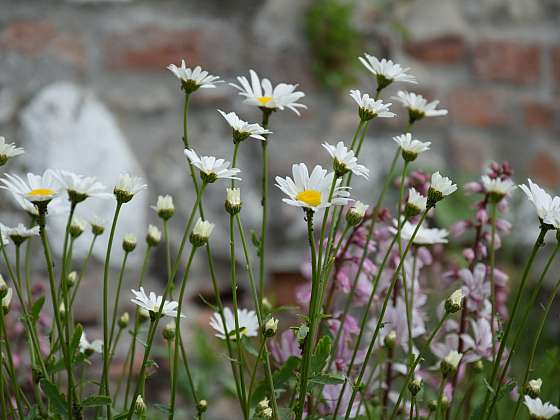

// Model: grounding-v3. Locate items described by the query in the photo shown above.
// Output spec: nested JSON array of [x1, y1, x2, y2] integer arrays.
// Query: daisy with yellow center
[[230, 69, 307, 115], [275, 163, 352, 211]]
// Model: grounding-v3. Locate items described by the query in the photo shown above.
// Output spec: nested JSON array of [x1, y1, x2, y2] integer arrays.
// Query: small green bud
[[163, 322, 176, 341], [408, 377, 422, 396], [138, 308, 150, 324], [263, 318, 278, 338], [122, 234, 137, 252], [118, 312, 130, 329]]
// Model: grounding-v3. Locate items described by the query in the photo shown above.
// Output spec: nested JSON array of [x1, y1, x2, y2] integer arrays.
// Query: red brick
[[405, 34, 466, 64], [105, 26, 203, 71], [528, 152, 560, 186], [448, 88, 509, 127], [474, 40, 541, 84], [0, 20, 57, 55], [524, 101, 555, 129]]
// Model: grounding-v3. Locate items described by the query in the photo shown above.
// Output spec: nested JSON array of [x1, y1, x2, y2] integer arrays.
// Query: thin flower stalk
[[259, 108, 272, 302], [108, 248, 131, 351], [488, 202, 498, 363], [70, 232, 100, 307]]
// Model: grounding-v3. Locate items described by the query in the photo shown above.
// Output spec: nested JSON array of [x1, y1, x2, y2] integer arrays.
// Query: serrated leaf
[[81, 394, 111, 407], [40, 378, 68, 417], [309, 336, 331, 377], [309, 372, 345, 385]]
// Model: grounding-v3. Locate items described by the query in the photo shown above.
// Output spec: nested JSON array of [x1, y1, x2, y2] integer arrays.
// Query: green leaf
[[31, 296, 45, 322], [153, 403, 171, 414], [40, 378, 68, 417], [251, 356, 300, 406], [296, 324, 309, 343], [81, 395, 111, 407], [69, 324, 83, 359], [309, 372, 345, 385], [309, 336, 331, 377], [241, 338, 260, 358], [113, 411, 130, 420]]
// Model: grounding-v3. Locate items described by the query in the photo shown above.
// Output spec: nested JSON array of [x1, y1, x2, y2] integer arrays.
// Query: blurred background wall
[[0, 0, 559, 318]]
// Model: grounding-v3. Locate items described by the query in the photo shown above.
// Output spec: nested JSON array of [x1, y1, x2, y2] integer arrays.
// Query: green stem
[[436, 377, 446, 420], [108, 251, 130, 350], [258, 109, 272, 303], [488, 202, 497, 364], [70, 233, 99, 307], [179, 335, 199, 408], [0, 308, 24, 419]]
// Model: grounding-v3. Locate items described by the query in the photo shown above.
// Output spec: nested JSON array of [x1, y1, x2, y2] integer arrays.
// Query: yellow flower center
[[27, 188, 55, 197], [296, 189, 322, 207], [257, 96, 272, 105]]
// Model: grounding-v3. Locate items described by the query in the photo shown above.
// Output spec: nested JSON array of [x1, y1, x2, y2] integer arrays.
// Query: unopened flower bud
[[190, 218, 214, 247], [526, 378, 542, 398], [445, 289, 463, 314], [428, 400, 438, 412], [146, 224, 161, 247], [163, 322, 176, 341], [257, 398, 271, 418], [408, 377, 422, 396], [0, 275, 8, 298], [134, 395, 146, 415], [225, 187, 242, 215], [263, 318, 278, 338], [122, 234, 137, 252], [196, 399, 208, 414], [118, 312, 130, 329], [138, 308, 150, 324], [406, 188, 427, 218], [59, 303, 66, 318], [261, 297, 272, 313], [152, 195, 175, 220], [91, 219, 105, 236], [384, 330, 397, 351], [473, 360, 484, 373], [346, 201, 368, 226], [69, 218, 86, 238], [441, 350, 462, 377], [66, 271, 78, 288], [1, 288, 12, 314]]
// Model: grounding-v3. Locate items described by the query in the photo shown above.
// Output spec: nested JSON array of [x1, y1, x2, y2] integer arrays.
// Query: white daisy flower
[[275, 163, 352, 212], [218, 110, 272, 142], [0, 223, 39, 245], [407, 188, 427, 214], [152, 195, 175, 220], [445, 289, 464, 313], [392, 91, 448, 123], [428, 172, 457, 206], [442, 350, 462, 374], [225, 187, 242, 215], [147, 225, 161, 244], [347, 201, 368, 226], [51, 169, 111, 203], [209, 307, 259, 340], [481, 175, 516, 202], [394, 220, 449, 245], [358, 54, 417, 89], [130, 287, 184, 318], [393, 133, 431, 161], [542, 201, 560, 229], [322, 141, 369, 178], [184, 148, 241, 182], [0, 136, 24, 165], [114, 173, 147, 203], [79, 332, 103, 355], [0, 170, 60, 208], [349, 90, 395, 121], [167, 59, 222, 92], [527, 379, 543, 398], [524, 396, 560, 419], [191, 218, 214, 242], [230, 69, 306, 115], [519, 179, 558, 221]]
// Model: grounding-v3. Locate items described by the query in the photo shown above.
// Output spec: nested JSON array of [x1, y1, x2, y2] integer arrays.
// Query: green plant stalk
[[178, 336, 199, 409], [38, 208, 77, 418], [316, 175, 339, 275], [100, 202, 123, 419], [113, 341, 133, 406], [0, 311, 25, 419], [236, 215, 279, 419], [488, 202, 497, 364], [340, 211, 429, 420], [295, 209, 319, 420], [436, 377, 446, 420], [0, 326, 6, 420], [349, 119, 365, 151], [108, 251, 130, 350], [390, 313, 450, 419], [123, 245, 152, 408], [487, 240, 560, 415], [70, 233, 99, 307], [480, 226, 548, 417], [169, 247, 197, 420], [24, 234, 33, 307], [258, 108, 272, 302]]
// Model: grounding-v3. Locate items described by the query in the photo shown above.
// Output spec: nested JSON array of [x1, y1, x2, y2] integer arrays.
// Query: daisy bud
[[445, 289, 463, 314], [152, 195, 174, 220], [261, 297, 272, 313], [196, 399, 208, 414], [527, 378, 543, 398], [91, 220, 105, 236], [225, 187, 242, 215], [441, 350, 462, 377], [59, 302, 66, 319], [482, 175, 515, 204], [346, 201, 368, 226], [66, 271, 78, 288], [190, 218, 214, 247], [122, 234, 137, 253], [440, 396, 450, 410], [384, 330, 397, 351], [114, 173, 146, 204], [408, 377, 422, 396], [0, 275, 8, 298], [146, 224, 161, 247], [406, 188, 427, 218], [1, 288, 12, 314], [257, 398, 271, 416], [428, 400, 438, 412], [427, 172, 457, 208], [163, 322, 176, 341], [118, 312, 130, 329], [0, 137, 24, 166], [134, 395, 146, 415], [263, 317, 279, 338], [138, 308, 150, 324], [69, 218, 86, 238]]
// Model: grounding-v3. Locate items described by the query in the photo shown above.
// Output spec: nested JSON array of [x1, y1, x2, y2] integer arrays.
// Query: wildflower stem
[[488, 202, 497, 364], [513, 271, 560, 417], [349, 120, 365, 151], [295, 209, 318, 420], [0, 309, 24, 419], [24, 234, 33, 307], [435, 377, 446, 420], [390, 312, 450, 419], [108, 250, 130, 350], [259, 108, 272, 302], [101, 201, 123, 419], [178, 336, 199, 409], [169, 247, 197, 420], [70, 233, 99, 307], [481, 226, 548, 418]]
